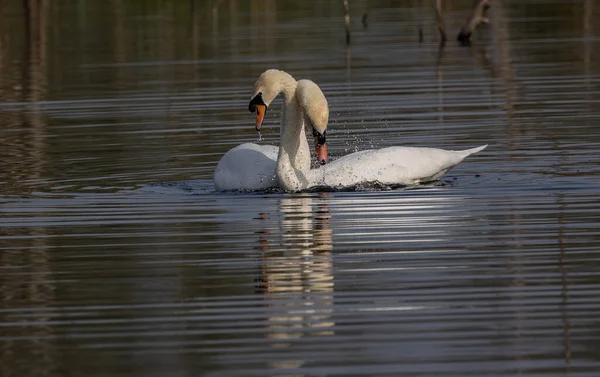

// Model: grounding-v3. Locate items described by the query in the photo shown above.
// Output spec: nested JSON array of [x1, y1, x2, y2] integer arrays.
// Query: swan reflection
[[255, 193, 334, 373]]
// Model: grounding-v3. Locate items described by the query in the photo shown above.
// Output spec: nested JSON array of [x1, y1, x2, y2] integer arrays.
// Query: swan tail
[[458, 144, 488, 157]]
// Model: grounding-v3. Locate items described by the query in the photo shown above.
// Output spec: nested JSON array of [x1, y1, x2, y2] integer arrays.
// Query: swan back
[[299, 145, 488, 189], [296, 79, 328, 135]]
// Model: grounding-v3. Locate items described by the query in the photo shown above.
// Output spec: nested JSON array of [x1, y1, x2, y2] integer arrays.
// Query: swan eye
[[249, 92, 266, 113], [312, 129, 327, 146]]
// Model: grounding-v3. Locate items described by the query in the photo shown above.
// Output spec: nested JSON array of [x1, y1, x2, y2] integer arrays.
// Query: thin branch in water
[[435, 0, 447, 44], [212, 0, 223, 14], [343, 0, 351, 45], [457, 0, 490, 45]]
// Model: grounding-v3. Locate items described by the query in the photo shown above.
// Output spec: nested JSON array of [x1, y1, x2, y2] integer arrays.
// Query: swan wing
[[313, 145, 487, 188]]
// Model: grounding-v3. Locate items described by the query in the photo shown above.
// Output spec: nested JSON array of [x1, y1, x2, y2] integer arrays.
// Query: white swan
[[214, 70, 326, 191], [247, 73, 488, 191], [278, 144, 488, 191]]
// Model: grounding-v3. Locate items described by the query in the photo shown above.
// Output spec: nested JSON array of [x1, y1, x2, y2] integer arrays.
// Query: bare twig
[[457, 0, 490, 44], [343, 0, 351, 44], [211, 0, 223, 13], [435, 0, 447, 44]]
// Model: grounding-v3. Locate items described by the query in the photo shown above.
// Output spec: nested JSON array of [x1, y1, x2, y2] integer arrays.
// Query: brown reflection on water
[[583, 0, 594, 120], [557, 194, 572, 367], [0, 0, 49, 194], [0, 223, 56, 377], [255, 194, 334, 374]]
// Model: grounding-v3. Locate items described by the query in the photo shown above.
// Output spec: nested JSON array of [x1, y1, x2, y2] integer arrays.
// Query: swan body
[[213, 143, 279, 191], [214, 70, 320, 191], [277, 144, 488, 191]]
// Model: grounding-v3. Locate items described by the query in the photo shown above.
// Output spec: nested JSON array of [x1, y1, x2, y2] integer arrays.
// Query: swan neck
[[276, 149, 305, 191], [276, 80, 310, 191]]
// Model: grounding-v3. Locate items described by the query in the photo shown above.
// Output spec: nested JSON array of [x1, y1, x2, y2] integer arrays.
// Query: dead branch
[[435, 0, 447, 44], [343, 0, 351, 44], [457, 0, 490, 44]]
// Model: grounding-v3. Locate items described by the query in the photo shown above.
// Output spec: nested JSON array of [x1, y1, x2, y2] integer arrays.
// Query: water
[[1, 1, 600, 376]]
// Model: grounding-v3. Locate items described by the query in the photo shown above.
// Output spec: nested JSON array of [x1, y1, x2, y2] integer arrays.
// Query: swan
[[213, 70, 326, 191], [247, 74, 488, 192]]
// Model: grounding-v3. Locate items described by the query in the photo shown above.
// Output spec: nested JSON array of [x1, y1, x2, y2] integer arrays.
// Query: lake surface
[[1, 1, 600, 376]]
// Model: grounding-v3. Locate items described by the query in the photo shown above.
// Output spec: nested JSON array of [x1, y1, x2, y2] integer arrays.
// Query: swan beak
[[254, 104, 267, 131], [314, 137, 328, 165]]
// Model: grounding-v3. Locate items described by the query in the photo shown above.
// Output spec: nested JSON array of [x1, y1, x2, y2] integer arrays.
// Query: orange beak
[[314, 136, 328, 165], [255, 104, 266, 131]]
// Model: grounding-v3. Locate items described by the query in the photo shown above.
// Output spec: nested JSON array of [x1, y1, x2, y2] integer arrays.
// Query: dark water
[[2, 1, 600, 376]]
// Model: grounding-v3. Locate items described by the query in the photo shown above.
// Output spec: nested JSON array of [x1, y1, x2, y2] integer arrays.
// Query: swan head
[[248, 93, 267, 132], [249, 69, 296, 131], [297, 79, 329, 165]]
